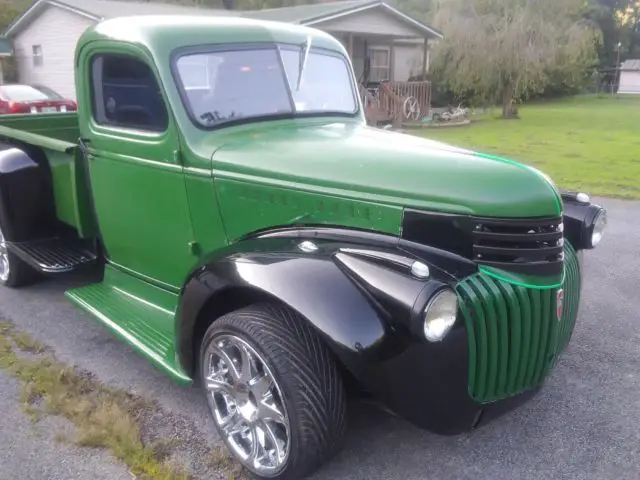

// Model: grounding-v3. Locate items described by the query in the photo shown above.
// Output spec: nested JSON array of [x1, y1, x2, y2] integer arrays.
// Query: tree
[[0, 0, 31, 83], [392, 0, 435, 22], [430, 0, 600, 118], [619, 0, 640, 58], [0, 0, 31, 30]]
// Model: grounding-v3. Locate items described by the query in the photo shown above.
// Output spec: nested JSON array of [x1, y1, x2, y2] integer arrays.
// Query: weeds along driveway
[[0, 197, 637, 480]]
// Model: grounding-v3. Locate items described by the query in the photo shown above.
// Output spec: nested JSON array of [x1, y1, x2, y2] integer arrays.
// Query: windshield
[[0, 85, 63, 102], [175, 45, 358, 128]]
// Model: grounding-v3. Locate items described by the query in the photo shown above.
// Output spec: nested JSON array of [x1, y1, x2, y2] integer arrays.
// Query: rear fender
[[0, 146, 56, 241]]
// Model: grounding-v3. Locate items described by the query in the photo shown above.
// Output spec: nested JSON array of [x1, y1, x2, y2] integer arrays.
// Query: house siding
[[619, 71, 640, 94], [12, 5, 96, 99], [334, 34, 424, 82], [314, 7, 425, 38], [393, 43, 423, 81]]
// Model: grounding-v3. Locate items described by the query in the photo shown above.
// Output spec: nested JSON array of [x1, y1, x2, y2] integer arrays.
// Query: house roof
[[243, 0, 374, 23], [244, 0, 442, 38], [3, 0, 442, 39], [621, 59, 640, 71], [0, 36, 11, 56]]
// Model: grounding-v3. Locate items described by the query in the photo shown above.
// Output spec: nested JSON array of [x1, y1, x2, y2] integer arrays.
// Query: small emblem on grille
[[556, 289, 564, 321]]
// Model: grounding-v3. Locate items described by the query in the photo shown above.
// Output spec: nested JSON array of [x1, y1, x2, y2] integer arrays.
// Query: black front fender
[[180, 251, 390, 369], [176, 230, 461, 381]]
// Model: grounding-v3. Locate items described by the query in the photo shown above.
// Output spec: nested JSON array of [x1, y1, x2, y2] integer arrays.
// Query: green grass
[[0, 321, 190, 479], [414, 94, 640, 199], [0, 321, 250, 480]]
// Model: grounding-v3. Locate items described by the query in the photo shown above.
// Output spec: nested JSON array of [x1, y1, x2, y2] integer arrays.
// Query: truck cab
[[0, 15, 607, 480]]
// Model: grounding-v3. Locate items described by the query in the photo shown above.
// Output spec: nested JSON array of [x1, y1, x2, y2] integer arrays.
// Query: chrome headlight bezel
[[588, 207, 607, 248], [560, 192, 606, 250], [423, 288, 458, 342]]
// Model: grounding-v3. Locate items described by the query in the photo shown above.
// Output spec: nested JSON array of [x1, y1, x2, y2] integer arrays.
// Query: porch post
[[347, 33, 354, 61], [389, 41, 395, 82], [422, 38, 429, 77]]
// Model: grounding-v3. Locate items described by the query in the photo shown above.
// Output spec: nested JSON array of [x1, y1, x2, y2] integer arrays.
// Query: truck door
[[77, 46, 196, 289]]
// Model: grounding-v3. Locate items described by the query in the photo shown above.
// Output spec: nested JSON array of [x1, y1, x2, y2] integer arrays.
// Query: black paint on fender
[[176, 227, 501, 434], [0, 146, 57, 241], [178, 236, 396, 379], [177, 227, 477, 376]]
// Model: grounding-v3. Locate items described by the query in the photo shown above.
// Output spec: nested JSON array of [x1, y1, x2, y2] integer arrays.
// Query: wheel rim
[[0, 228, 9, 282], [204, 334, 291, 476], [403, 96, 421, 121]]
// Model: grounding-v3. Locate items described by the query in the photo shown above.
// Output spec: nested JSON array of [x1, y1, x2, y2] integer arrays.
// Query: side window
[[91, 54, 169, 132]]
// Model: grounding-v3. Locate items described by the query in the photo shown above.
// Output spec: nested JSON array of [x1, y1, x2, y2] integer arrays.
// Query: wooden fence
[[359, 81, 431, 126]]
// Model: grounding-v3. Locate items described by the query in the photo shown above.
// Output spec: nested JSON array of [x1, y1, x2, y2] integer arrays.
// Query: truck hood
[[210, 121, 561, 219]]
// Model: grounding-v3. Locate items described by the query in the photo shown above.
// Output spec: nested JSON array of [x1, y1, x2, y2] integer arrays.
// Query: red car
[[0, 84, 77, 115]]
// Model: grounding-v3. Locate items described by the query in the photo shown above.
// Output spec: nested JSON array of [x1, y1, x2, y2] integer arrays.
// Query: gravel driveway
[[0, 197, 637, 480]]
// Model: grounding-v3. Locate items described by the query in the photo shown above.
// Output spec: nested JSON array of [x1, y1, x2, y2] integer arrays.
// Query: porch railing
[[359, 81, 431, 126]]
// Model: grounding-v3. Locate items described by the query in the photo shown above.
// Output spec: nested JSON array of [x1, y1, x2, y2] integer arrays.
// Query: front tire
[[199, 303, 347, 480]]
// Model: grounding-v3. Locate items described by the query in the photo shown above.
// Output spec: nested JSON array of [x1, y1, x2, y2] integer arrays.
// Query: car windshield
[[175, 45, 357, 128], [0, 85, 61, 102]]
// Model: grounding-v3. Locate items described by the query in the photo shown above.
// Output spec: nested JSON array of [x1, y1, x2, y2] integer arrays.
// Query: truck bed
[[0, 112, 79, 150], [0, 112, 95, 238]]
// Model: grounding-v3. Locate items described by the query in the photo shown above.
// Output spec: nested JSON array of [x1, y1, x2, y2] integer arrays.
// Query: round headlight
[[591, 208, 607, 247], [423, 289, 458, 342]]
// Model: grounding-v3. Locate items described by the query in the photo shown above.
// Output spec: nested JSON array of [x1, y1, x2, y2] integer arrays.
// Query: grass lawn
[[414, 94, 640, 199]]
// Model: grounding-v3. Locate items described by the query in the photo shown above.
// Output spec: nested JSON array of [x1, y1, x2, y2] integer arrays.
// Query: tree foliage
[[430, 0, 600, 118], [0, 0, 31, 30], [0, 0, 31, 83], [619, 0, 640, 59]]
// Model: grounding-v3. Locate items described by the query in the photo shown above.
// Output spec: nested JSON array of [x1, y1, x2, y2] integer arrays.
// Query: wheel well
[[188, 286, 360, 393], [190, 287, 278, 378], [0, 142, 59, 241]]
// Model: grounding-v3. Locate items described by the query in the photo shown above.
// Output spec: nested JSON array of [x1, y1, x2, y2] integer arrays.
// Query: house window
[[32, 45, 43, 67], [369, 47, 390, 82], [90, 54, 169, 132]]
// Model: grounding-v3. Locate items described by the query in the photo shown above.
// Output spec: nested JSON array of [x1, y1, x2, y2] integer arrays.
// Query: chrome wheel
[[0, 228, 9, 283], [204, 334, 290, 476]]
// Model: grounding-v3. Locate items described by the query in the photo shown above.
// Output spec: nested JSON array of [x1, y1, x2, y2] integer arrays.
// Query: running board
[[65, 265, 191, 385], [7, 237, 97, 274]]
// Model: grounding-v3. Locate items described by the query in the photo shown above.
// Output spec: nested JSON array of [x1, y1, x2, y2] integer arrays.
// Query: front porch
[[341, 34, 432, 127], [296, 1, 442, 127]]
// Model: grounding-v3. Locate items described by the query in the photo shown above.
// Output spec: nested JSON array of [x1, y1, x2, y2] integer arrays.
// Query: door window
[[90, 54, 169, 132]]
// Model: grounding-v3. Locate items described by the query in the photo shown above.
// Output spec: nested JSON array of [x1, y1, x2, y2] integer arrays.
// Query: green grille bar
[[557, 242, 581, 353], [457, 243, 581, 403]]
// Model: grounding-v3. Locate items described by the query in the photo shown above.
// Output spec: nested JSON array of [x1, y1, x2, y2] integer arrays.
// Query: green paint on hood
[[211, 121, 562, 220]]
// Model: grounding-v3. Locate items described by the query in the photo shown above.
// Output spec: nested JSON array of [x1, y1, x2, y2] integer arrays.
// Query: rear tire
[[0, 224, 38, 288], [200, 303, 347, 480]]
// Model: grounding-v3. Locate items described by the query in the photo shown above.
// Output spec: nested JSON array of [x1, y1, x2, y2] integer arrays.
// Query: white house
[[619, 59, 640, 95], [2, 0, 442, 100]]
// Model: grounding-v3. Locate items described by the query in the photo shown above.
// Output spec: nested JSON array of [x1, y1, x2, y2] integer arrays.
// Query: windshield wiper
[[296, 35, 312, 91]]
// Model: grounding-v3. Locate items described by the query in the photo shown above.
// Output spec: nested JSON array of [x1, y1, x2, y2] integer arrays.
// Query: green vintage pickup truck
[[0, 15, 606, 480]]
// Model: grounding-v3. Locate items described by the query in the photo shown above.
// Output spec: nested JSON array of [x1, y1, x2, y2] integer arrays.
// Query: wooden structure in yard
[[359, 80, 432, 127]]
